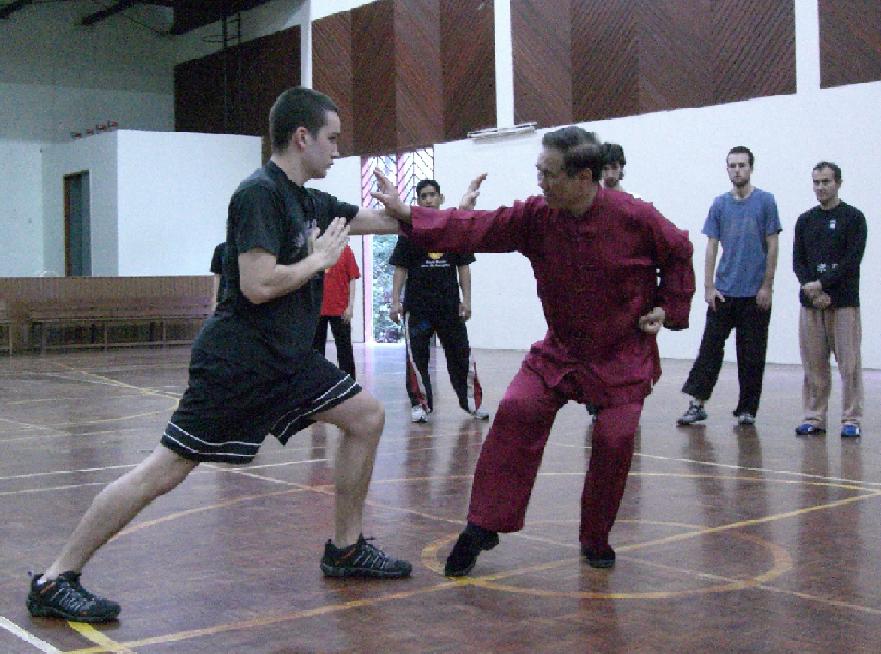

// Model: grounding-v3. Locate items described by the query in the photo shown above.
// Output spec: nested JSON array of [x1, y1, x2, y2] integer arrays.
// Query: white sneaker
[[470, 408, 490, 421], [411, 406, 428, 423], [736, 412, 756, 426]]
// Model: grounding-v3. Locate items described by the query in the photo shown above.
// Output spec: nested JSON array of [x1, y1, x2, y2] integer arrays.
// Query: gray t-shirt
[[702, 188, 781, 297]]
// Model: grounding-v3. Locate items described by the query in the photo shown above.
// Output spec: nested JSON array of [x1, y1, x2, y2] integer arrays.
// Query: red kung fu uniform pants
[[466, 359, 643, 551]]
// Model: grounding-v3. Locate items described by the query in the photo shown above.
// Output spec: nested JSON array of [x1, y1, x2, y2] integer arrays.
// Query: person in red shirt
[[372, 126, 695, 575], [313, 242, 360, 378]]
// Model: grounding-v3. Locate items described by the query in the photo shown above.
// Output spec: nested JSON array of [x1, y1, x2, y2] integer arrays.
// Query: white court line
[[0, 616, 61, 653], [0, 464, 136, 482], [550, 440, 881, 489]]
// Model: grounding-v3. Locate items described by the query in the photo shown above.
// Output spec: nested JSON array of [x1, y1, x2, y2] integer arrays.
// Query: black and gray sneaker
[[443, 524, 499, 577], [321, 535, 412, 579], [676, 401, 708, 425], [27, 572, 120, 623]]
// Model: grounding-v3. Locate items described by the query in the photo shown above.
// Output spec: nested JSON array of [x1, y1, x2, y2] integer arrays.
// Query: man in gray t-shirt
[[677, 146, 781, 427]]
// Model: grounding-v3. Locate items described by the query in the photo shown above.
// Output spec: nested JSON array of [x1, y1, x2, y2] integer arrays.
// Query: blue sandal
[[795, 422, 825, 436]]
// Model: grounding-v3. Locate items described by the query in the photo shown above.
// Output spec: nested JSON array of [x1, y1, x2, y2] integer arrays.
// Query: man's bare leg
[[313, 390, 411, 578], [45, 446, 197, 579], [314, 392, 384, 546]]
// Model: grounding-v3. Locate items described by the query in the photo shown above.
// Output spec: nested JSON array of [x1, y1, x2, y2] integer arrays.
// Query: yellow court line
[[67, 623, 135, 654], [65, 486, 881, 652], [0, 416, 63, 432], [421, 489, 881, 591], [7, 393, 147, 406], [0, 427, 149, 445], [64, 582, 460, 654], [615, 547, 881, 616], [110, 487, 310, 542]]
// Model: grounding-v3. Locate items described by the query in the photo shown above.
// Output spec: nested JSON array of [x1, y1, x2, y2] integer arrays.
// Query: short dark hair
[[727, 145, 754, 168], [541, 126, 603, 181], [269, 86, 339, 153], [813, 161, 842, 183], [602, 143, 626, 167], [416, 179, 441, 195]]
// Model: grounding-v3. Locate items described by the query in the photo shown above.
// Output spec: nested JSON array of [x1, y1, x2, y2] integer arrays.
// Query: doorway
[[64, 171, 91, 277]]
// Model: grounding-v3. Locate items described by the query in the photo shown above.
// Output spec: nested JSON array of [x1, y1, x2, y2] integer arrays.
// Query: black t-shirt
[[389, 236, 475, 313], [195, 161, 358, 373], [210, 242, 226, 302], [793, 201, 866, 308]]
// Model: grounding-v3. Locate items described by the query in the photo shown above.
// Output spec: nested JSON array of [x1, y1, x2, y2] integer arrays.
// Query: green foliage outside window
[[372, 235, 400, 343]]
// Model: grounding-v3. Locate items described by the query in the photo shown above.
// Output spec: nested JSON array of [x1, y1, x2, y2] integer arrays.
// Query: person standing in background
[[677, 146, 781, 427], [313, 241, 360, 378], [793, 161, 866, 438]]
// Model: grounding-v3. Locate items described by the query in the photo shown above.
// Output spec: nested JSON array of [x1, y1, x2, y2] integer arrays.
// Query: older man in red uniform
[[373, 126, 695, 575]]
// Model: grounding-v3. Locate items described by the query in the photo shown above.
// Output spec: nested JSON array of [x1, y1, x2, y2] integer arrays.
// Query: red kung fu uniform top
[[402, 188, 696, 407], [320, 245, 361, 317]]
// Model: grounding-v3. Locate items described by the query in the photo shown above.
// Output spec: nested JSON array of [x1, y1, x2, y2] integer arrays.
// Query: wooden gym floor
[[1, 345, 879, 653]]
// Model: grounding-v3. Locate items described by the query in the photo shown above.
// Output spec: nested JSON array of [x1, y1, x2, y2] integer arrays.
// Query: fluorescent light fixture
[[467, 122, 537, 141]]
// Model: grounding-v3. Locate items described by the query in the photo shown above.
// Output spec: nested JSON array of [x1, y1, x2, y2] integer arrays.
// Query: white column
[[794, 0, 821, 95], [494, 0, 515, 127]]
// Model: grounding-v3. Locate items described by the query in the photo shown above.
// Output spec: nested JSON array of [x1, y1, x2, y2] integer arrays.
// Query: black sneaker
[[27, 572, 120, 623], [582, 545, 616, 569], [320, 535, 412, 579], [443, 524, 499, 577]]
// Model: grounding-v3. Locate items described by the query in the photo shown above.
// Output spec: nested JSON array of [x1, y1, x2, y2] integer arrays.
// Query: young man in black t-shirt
[[27, 87, 412, 624], [389, 180, 488, 424], [209, 241, 226, 303]]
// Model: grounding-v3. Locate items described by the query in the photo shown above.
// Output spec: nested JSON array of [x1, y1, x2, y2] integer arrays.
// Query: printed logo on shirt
[[428, 252, 444, 260], [829, 220, 836, 230]]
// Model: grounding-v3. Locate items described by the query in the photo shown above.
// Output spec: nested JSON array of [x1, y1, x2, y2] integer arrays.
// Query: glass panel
[[360, 148, 434, 343]]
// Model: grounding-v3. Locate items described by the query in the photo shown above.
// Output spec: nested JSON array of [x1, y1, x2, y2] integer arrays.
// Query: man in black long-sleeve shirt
[[793, 161, 867, 438]]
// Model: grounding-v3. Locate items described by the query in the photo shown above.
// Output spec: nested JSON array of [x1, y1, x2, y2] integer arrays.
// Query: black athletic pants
[[404, 309, 473, 412], [681, 296, 771, 416], [313, 315, 356, 379]]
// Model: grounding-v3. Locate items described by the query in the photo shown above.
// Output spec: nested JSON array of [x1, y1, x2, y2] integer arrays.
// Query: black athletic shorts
[[161, 348, 361, 463]]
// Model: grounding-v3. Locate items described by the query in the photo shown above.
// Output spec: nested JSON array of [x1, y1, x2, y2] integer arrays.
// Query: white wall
[[0, 1, 177, 143], [424, 0, 880, 369], [431, 79, 881, 368], [42, 132, 119, 276], [116, 131, 262, 276], [40, 131, 261, 277], [0, 81, 173, 144], [0, 141, 44, 276]]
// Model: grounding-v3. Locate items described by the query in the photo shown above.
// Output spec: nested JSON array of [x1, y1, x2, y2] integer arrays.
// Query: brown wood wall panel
[[511, 0, 572, 127], [393, 0, 444, 151], [570, 0, 794, 123], [352, 0, 397, 156], [819, 0, 881, 88], [313, 12, 355, 156], [712, 0, 795, 104], [174, 54, 226, 134], [571, 0, 639, 123], [440, 0, 497, 140], [0, 277, 215, 350], [636, 0, 713, 114], [0, 277, 214, 303], [175, 26, 300, 137], [236, 29, 301, 140]]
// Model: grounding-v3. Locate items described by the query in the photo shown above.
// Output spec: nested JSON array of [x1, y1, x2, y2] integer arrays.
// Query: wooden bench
[[0, 300, 12, 355], [28, 296, 213, 353]]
